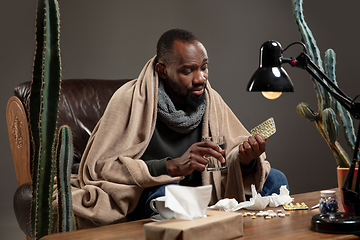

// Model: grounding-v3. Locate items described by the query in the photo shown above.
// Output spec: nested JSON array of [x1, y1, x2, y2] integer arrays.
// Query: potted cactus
[[292, 0, 358, 212], [30, 0, 75, 239]]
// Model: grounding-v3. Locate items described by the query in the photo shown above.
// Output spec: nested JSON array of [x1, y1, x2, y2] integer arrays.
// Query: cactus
[[296, 102, 317, 122], [30, 0, 61, 238], [292, 0, 357, 167], [56, 125, 75, 232], [292, 0, 332, 112], [29, 0, 74, 239], [322, 108, 339, 144]]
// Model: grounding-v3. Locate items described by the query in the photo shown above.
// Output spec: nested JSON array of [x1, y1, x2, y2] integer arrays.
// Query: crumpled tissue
[[208, 184, 293, 212], [165, 185, 212, 220]]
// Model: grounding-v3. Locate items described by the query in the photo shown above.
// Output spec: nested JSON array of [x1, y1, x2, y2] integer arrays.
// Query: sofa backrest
[[14, 79, 132, 172]]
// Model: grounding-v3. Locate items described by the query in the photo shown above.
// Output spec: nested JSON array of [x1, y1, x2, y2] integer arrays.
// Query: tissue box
[[144, 210, 243, 240]]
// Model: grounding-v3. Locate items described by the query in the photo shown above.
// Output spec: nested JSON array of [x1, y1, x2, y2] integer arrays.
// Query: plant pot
[[337, 166, 358, 213]]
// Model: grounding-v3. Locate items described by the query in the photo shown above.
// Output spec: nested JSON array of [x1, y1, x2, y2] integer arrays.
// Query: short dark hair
[[156, 28, 198, 64]]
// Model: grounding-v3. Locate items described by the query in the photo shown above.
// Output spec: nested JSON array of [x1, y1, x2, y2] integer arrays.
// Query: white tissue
[[207, 198, 239, 212], [209, 184, 293, 211], [268, 185, 293, 207], [165, 185, 212, 220]]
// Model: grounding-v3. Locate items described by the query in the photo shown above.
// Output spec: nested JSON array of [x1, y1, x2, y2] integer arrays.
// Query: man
[[70, 29, 288, 229]]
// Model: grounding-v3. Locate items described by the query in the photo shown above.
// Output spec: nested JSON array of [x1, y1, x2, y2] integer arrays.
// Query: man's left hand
[[238, 134, 266, 166]]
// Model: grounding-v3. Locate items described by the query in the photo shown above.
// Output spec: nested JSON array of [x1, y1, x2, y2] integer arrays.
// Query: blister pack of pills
[[283, 202, 308, 210], [250, 117, 276, 139]]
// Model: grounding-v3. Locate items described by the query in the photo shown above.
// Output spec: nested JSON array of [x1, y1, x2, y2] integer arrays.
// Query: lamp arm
[[284, 51, 360, 212], [339, 120, 360, 216], [283, 52, 358, 118]]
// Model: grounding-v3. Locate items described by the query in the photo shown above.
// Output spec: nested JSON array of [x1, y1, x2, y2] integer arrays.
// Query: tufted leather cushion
[[14, 79, 131, 172]]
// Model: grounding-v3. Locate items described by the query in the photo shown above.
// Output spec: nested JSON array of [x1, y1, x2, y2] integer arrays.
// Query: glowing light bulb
[[261, 91, 282, 100]]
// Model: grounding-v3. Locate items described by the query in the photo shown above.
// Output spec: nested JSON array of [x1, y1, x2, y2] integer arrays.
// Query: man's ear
[[155, 62, 167, 79]]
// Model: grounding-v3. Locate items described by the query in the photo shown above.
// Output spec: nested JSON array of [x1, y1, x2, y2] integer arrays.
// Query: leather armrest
[[6, 96, 31, 186], [13, 182, 32, 237]]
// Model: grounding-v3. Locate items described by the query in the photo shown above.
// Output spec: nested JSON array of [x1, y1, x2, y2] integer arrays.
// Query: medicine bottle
[[319, 190, 338, 214]]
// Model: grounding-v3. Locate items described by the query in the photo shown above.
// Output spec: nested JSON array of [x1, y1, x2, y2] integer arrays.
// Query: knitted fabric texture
[[157, 80, 206, 134]]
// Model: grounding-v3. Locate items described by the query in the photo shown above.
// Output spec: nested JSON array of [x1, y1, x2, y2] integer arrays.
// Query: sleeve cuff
[[144, 157, 172, 177]]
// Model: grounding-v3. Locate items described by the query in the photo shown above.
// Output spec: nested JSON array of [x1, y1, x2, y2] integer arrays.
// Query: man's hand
[[239, 134, 266, 166], [166, 140, 225, 176]]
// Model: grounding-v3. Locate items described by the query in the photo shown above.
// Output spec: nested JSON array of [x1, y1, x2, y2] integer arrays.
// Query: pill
[[250, 117, 276, 139]]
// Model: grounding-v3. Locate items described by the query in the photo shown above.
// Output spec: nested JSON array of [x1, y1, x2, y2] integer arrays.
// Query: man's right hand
[[166, 140, 225, 176]]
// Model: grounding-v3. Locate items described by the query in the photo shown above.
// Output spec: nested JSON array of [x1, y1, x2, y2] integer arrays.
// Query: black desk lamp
[[248, 40, 360, 234]]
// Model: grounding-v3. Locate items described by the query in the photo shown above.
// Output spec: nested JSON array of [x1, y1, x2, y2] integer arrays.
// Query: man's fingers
[[201, 140, 221, 151], [254, 134, 265, 143], [248, 137, 258, 148], [201, 140, 225, 163], [193, 154, 209, 165], [243, 141, 252, 151], [193, 161, 207, 172], [253, 134, 266, 152], [240, 140, 256, 159]]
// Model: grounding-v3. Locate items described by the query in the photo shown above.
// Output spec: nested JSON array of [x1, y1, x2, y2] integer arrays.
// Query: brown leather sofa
[[7, 79, 132, 238]]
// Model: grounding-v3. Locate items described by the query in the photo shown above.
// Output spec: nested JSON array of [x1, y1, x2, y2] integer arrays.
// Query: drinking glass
[[202, 136, 226, 171]]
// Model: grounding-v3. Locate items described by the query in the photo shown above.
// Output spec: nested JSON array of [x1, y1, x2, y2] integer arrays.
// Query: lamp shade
[[247, 40, 294, 92]]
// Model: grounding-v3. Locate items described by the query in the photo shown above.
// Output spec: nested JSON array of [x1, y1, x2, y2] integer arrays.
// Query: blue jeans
[[260, 168, 289, 196], [127, 168, 288, 220]]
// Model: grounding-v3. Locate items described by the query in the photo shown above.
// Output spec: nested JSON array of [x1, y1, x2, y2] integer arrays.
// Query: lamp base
[[311, 213, 360, 235]]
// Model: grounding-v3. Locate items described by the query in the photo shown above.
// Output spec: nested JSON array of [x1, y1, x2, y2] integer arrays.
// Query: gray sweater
[[141, 117, 203, 186]]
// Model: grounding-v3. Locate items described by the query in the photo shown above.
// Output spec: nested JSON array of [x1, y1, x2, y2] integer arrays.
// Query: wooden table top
[[42, 188, 359, 240]]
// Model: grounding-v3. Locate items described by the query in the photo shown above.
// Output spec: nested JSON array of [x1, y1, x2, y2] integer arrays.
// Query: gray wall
[[1, 0, 359, 216]]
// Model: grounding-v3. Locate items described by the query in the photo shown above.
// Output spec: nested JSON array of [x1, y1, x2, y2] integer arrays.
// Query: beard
[[163, 76, 207, 111], [184, 89, 206, 110], [170, 81, 206, 111]]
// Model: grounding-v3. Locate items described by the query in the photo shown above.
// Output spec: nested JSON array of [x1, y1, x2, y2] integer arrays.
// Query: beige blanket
[[67, 56, 270, 229]]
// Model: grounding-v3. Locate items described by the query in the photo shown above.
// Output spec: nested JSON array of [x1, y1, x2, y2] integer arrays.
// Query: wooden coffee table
[[42, 188, 359, 239]]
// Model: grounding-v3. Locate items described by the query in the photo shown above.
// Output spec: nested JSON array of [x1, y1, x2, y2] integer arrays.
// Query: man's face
[[161, 40, 208, 107]]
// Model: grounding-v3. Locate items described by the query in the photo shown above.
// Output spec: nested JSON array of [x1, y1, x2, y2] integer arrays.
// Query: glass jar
[[319, 190, 338, 214]]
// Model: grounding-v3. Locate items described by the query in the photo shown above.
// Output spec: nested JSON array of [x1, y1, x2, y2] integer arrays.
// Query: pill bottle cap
[[320, 190, 336, 197]]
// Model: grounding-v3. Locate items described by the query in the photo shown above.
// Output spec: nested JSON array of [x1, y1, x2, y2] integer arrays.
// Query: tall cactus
[[29, 0, 72, 239], [56, 125, 75, 232], [292, 0, 357, 167]]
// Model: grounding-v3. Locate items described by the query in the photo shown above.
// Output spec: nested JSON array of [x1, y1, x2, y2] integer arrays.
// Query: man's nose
[[193, 70, 207, 84]]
